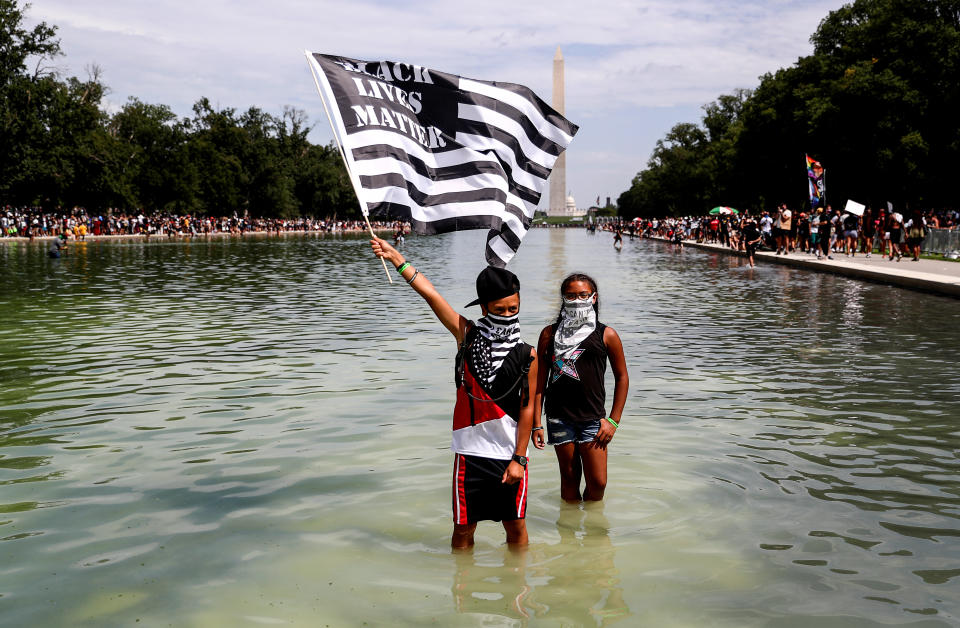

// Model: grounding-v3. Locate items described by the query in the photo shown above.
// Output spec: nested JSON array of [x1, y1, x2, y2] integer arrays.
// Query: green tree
[[185, 98, 249, 214], [700, 89, 750, 208], [621, 0, 960, 214], [0, 0, 364, 217], [239, 106, 298, 217], [0, 0, 58, 85], [0, 0, 61, 205], [2, 70, 111, 208], [618, 123, 708, 218], [108, 98, 196, 211]]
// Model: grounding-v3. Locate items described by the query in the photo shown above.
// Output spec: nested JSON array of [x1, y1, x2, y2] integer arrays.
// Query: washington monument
[[549, 46, 566, 215]]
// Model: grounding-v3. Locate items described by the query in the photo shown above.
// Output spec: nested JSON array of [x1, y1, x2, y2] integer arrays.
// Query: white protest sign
[[844, 200, 866, 217]]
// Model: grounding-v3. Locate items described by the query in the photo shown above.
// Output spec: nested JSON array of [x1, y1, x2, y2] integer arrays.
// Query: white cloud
[[27, 0, 845, 207]]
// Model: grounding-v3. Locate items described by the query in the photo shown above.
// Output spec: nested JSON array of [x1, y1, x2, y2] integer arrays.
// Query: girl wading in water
[[533, 274, 628, 502], [370, 237, 538, 549]]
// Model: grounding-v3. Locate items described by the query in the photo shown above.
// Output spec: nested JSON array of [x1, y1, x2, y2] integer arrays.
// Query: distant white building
[[548, 192, 586, 217]]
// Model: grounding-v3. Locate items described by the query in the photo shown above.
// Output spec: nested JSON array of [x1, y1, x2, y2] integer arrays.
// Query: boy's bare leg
[[452, 523, 477, 550], [503, 520, 528, 547]]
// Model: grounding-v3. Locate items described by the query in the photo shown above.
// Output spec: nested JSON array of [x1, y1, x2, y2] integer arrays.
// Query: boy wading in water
[[533, 274, 629, 502], [742, 218, 762, 268], [371, 238, 538, 549]]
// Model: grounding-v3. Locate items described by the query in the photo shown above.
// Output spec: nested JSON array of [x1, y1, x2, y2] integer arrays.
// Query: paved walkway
[[645, 236, 960, 299]]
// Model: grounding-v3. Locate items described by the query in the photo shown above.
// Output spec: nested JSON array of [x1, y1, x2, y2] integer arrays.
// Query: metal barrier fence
[[923, 228, 960, 255]]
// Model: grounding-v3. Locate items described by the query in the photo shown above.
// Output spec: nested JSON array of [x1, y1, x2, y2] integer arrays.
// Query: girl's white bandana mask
[[554, 295, 597, 361]]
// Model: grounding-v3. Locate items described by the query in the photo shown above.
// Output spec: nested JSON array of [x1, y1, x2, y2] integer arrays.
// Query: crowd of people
[[1, 206, 399, 240], [632, 206, 959, 264]]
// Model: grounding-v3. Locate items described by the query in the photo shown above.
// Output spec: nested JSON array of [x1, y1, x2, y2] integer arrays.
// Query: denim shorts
[[547, 417, 601, 445]]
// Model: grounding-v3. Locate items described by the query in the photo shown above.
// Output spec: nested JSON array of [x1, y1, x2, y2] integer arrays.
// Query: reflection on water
[[1, 231, 959, 626], [529, 504, 630, 625], [452, 503, 630, 625], [452, 547, 532, 620]]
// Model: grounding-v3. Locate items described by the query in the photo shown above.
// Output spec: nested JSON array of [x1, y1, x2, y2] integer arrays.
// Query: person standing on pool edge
[[370, 237, 538, 550], [532, 274, 629, 502]]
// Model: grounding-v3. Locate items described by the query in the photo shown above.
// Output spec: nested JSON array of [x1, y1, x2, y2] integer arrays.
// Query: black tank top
[[545, 323, 607, 421]]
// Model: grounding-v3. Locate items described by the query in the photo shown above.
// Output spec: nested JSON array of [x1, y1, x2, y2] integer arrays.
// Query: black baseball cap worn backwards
[[465, 266, 520, 307]]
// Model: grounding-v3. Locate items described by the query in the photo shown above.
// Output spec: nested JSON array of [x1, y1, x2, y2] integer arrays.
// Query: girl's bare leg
[[579, 443, 608, 502], [554, 443, 582, 503]]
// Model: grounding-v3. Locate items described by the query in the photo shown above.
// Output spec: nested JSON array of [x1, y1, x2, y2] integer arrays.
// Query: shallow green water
[[1, 230, 958, 627]]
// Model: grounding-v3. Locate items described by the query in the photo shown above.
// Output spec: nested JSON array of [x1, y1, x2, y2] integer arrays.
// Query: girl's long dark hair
[[554, 273, 600, 326]]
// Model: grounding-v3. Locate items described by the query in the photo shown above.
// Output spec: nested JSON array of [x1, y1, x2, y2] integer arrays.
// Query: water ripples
[[1, 231, 959, 625]]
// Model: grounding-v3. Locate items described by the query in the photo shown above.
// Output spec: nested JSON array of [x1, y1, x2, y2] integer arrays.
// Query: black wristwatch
[[511, 454, 528, 467]]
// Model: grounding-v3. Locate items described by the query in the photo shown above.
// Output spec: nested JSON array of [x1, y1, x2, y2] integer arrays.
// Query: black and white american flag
[[308, 53, 578, 267]]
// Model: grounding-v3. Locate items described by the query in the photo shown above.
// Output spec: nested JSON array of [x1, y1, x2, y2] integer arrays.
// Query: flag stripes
[[351, 141, 542, 206], [308, 53, 577, 267], [457, 99, 565, 158], [349, 129, 545, 211], [458, 78, 577, 141], [456, 119, 555, 178]]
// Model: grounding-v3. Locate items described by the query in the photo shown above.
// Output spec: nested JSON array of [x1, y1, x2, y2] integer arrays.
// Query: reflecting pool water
[[1, 230, 958, 626]]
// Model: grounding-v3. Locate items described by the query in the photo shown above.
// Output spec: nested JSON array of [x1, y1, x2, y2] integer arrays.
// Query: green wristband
[[396, 262, 410, 274], [606, 417, 619, 429]]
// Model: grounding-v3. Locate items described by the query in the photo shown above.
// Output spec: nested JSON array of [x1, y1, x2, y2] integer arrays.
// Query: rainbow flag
[[806, 154, 825, 208]]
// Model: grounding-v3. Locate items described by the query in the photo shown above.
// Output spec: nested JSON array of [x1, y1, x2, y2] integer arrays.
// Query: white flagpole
[[304, 50, 392, 284]]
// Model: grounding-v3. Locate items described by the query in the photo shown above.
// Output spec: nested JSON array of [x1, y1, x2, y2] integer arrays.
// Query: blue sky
[[27, 0, 847, 209]]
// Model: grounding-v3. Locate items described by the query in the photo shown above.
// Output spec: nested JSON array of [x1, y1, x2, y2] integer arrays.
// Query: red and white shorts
[[452, 453, 527, 524]]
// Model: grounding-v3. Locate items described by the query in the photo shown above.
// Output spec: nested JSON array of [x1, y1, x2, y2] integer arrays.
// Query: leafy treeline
[[618, 0, 960, 219], [0, 0, 357, 216]]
